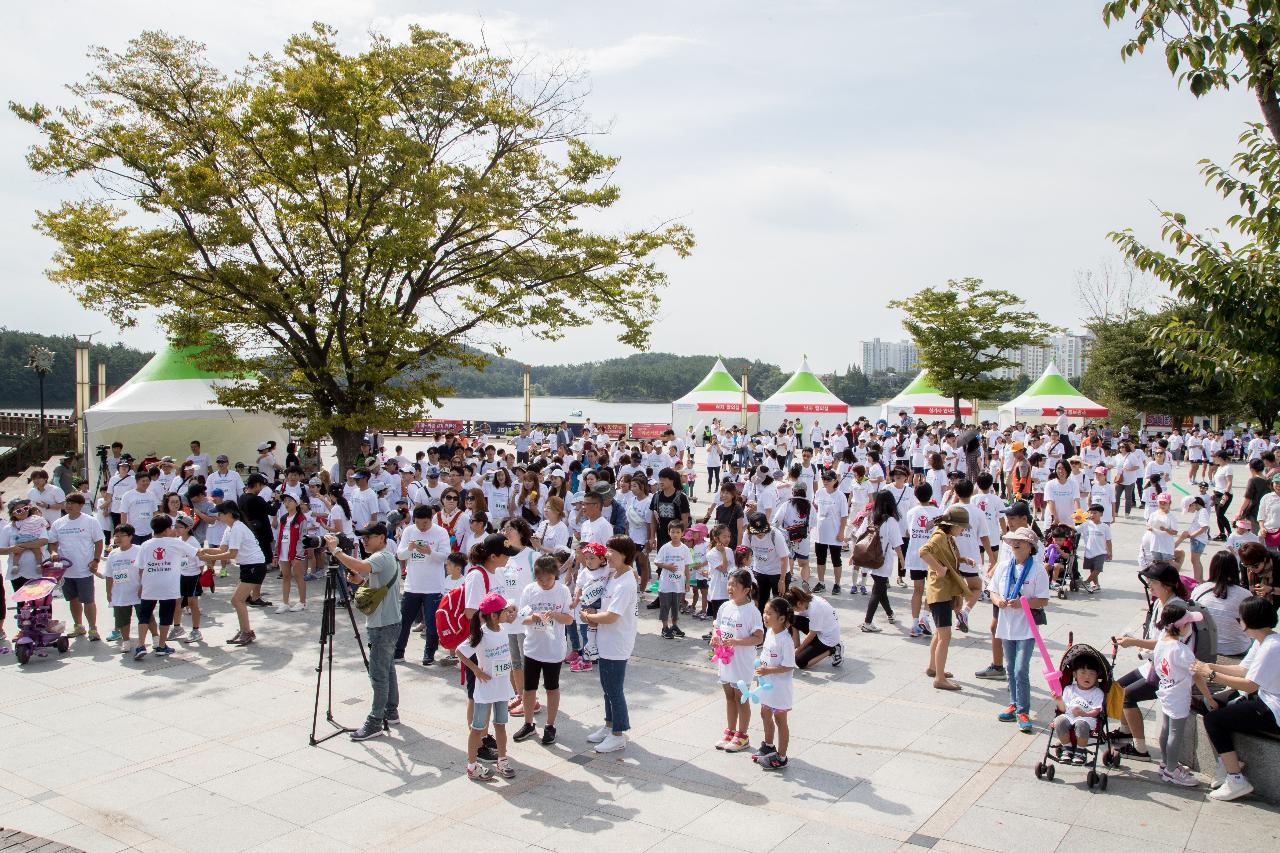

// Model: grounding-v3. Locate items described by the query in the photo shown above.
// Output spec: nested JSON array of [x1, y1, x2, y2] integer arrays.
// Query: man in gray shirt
[[325, 521, 402, 740]]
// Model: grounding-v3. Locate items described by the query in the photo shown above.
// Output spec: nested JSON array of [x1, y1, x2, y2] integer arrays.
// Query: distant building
[[861, 338, 919, 375], [989, 333, 1093, 381]]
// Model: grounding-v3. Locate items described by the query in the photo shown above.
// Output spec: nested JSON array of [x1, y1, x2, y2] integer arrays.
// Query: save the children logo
[[1158, 657, 1170, 677], [153, 547, 166, 561]]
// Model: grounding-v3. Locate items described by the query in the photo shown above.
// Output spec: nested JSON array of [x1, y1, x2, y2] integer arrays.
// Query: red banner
[[629, 422, 673, 440], [592, 422, 628, 438], [695, 402, 760, 412], [411, 419, 464, 434]]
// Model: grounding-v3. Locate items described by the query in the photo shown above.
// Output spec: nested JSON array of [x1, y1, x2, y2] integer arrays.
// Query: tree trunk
[[1255, 77, 1280, 147], [953, 395, 962, 426], [330, 425, 365, 475]]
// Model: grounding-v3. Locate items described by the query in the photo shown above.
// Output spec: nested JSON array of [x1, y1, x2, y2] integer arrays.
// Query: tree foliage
[[11, 25, 692, 465], [887, 278, 1061, 424], [1102, 0, 1280, 143], [0, 328, 152, 408]]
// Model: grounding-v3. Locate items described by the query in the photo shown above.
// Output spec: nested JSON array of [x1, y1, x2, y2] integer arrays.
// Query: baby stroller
[[1034, 637, 1122, 790], [1044, 523, 1080, 599], [12, 558, 72, 666]]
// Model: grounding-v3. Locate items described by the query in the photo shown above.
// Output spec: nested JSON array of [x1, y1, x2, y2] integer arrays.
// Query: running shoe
[[541, 725, 557, 745], [672, 627, 686, 638], [132, 645, 148, 661], [760, 753, 789, 771], [831, 584, 841, 595], [513, 722, 538, 742], [1160, 765, 1199, 787], [495, 757, 516, 778], [154, 645, 175, 657], [975, 664, 1006, 680], [87, 628, 101, 642], [859, 583, 869, 596], [72, 624, 87, 637], [188, 629, 202, 642], [860, 623, 882, 633], [383, 711, 400, 724], [997, 704, 1016, 722], [350, 723, 384, 741], [909, 624, 922, 639], [722, 734, 750, 753], [468, 762, 495, 781], [812, 582, 826, 593], [831, 642, 844, 666], [955, 610, 969, 633], [1016, 714, 1032, 733], [918, 619, 932, 636], [1118, 743, 1150, 759], [168, 626, 185, 640], [106, 629, 122, 642]]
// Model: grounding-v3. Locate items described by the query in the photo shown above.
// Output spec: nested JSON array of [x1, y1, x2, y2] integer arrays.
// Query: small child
[[1051, 663, 1104, 765], [105, 524, 147, 648], [95, 486, 113, 535], [1152, 602, 1213, 787], [568, 542, 609, 671], [11, 502, 48, 544], [1226, 517, 1261, 558], [1137, 529, 1156, 574], [513, 556, 573, 746], [686, 524, 710, 619], [753, 596, 796, 771], [171, 513, 204, 642], [457, 592, 517, 782], [655, 520, 690, 639], [711, 569, 764, 753], [1077, 504, 1113, 593], [701, 526, 734, 640], [438, 552, 467, 664]]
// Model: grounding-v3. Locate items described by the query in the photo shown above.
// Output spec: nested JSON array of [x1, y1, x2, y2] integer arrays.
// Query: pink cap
[[478, 592, 508, 615]]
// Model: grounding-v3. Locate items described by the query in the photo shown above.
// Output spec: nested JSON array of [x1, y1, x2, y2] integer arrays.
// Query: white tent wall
[[671, 404, 760, 436], [759, 407, 848, 434]]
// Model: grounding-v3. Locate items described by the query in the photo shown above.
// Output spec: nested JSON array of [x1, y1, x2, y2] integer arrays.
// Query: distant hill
[[0, 328, 909, 407]]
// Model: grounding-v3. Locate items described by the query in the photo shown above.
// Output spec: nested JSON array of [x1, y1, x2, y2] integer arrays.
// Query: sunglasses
[[442, 495, 458, 501]]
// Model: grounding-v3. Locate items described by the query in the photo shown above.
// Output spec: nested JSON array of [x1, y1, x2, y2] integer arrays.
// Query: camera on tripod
[[96, 445, 109, 461]]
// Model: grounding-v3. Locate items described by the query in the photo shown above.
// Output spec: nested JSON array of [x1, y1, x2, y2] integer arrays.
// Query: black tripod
[[309, 562, 385, 744]]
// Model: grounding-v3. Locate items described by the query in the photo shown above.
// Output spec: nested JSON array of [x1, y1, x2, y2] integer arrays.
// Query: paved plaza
[[2, 469, 1280, 852]]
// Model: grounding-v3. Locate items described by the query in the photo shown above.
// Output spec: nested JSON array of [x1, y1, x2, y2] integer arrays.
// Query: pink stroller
[[12, 558, 72, 666]]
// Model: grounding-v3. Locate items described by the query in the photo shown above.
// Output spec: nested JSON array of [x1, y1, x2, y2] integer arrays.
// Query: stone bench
[[1158, 703, 1280, 804]]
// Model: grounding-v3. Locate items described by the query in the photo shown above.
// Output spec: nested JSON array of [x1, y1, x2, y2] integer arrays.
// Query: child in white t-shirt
[[753, 596, 796, 771], [569, 542, 610, 670], [1077, 505, 1113, 592], [1226, 519, 1261, 559], [1152, 603, 1213, 787], [1052, 663, 1104, 764], [457, 592, 516, 781], [105, 526, 145, 646], [655, 520, 690, 639], [513, 556, 573, 746], [439, 553, 467, 664], [685, 526, 709, 619]]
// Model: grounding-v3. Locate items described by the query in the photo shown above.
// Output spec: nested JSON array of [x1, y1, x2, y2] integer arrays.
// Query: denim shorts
[[470, 699, 510, 731], [1153, 552, 1175, 563], [1190, 539, 1206, 555]]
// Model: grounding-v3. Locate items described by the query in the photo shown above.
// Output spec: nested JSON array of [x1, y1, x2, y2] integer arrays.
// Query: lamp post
[[26, 345, 55, 456], [741, 366, 750, 431]]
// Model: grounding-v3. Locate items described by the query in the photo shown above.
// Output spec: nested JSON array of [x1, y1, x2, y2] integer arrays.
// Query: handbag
[[354, 563, 393, 615]]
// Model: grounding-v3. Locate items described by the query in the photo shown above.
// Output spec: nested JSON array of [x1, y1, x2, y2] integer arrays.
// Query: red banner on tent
[[695, 402, 760, 412], [771, 403, 848, 413], [630, 422, 672, 439], [1036, 406, 1108, 418], [909, 404, 972, 416]]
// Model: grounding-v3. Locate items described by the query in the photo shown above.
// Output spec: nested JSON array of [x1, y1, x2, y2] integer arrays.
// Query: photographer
[[324, 522, 401, 741]]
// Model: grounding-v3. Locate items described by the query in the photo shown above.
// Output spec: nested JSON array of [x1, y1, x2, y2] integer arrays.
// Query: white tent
[[998, 361, 1108, 427], [760, 357, 849, 433], [84, 345, 289, 487], [879, 370, 974, 422], [671, 358, 760, 435]]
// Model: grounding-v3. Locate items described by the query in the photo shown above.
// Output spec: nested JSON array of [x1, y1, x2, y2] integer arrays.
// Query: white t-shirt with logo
[[760, 626, 796, 711], [656, 542, 690, 594], [501, 549, 536, 636], [715, 599, 763, 685], [518, 581, 572, 663], [48, 513, 103, 579], [458, 625, 515, 704], [595, 570, 639, 661], [398, 523, 450, 595], [218, 520, 266, 565], [107, 545, 143, 606], [135, 536, 199, 601], [1154, 635, 1197, 719], [903, 505, 942, 571]]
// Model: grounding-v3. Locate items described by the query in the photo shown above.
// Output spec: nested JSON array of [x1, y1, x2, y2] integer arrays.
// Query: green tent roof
[[1024, 362, 1087, 398], [129, 345, 230, 383], [774, 357, 836, 395], [691, 358, 743, 393], [898, 370, 941, 397]]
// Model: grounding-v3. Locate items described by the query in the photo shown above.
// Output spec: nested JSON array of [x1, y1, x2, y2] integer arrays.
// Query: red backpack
[[435, 566, 489, 650]]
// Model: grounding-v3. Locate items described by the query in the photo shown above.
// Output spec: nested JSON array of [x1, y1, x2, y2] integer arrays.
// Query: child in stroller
[[1044, 521, 1081, 598], [1036, 640, 1122, 789]]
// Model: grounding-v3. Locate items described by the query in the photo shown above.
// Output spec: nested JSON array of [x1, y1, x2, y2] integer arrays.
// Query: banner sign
[[629, 422, 673, 439]]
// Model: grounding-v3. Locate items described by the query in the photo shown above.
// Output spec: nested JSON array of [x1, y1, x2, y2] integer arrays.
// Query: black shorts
[[136, 598, 177, 626], [692, 579, 708, 590], [465, 657, 476, 699], [909, 569, 927, 582], [929, 601, 954, 628], [180, 575, 203, 600], [1083, 555, 1105, 574], [959, 570, 979, 579], [239, 563, 268, 585], [523, 657, 562, 692]]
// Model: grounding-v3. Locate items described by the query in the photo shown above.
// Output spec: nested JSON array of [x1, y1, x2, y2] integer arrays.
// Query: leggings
[[864, 575, 892, 622], [753, 571, 782, 614], [814, 542, 842, 569], [1118, 668, 1157, 709], [706, 466, 720, 492], [1203, 695, 1280, 754], [1053, 714, 1094, 742], [658, 591, 682, 626], [1159, 713, 1192, 767], [796, 635, 837, 669], [1214, 491, 1233, 538]]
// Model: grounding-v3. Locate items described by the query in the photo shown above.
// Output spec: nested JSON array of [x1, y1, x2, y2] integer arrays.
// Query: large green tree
[[887, 278, 1060, 424], [1103, 2, 1280, 428], [12, 25, 692, 465]]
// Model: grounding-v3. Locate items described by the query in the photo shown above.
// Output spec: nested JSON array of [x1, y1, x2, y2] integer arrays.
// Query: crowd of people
[[1, 414, 1277, 799]]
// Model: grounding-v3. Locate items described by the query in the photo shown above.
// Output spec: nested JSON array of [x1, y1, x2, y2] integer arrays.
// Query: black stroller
[[1044, 523, 1081, 599], [1034, 637, 1122, 790]]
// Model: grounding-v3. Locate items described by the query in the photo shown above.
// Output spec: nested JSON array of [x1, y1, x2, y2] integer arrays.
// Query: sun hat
[[1156, 492, 1172, 504], [932, 506, 970, 529], [1002, 527, 1038, 546]]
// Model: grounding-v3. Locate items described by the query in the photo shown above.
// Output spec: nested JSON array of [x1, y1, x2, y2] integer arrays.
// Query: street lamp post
[[26, 345, 56, 456]]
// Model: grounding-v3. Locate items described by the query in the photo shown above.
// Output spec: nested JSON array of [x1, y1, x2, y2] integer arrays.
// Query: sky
[[0, 0, 1257, 375]]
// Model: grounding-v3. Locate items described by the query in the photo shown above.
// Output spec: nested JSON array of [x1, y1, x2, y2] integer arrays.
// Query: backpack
[[1185, 591, 1220, 663], [782, 504, 810, 544], [851, 521, 885, 569], [435, 566, 489, 650]]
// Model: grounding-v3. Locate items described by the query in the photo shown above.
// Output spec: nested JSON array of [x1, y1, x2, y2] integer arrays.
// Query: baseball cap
[[1002, 500, 1032, 518], [174, 512, 194, 528], [747, 512, 770, 534], [352, 470, 370, 480], [1271, 473, 1280, 484], [210, 488, 225, 497], [426, 465, 441, 478], [215, 454, 229, 463], [480, 532, 520, 559], [354, 521, 388, 538], [478, 592, 509, 615], [160, 456, 174, 463], [256, 442, 271, 451], [372, 481, 388, 492]]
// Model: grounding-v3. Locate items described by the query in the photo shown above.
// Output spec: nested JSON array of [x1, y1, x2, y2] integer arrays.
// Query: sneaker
[[168, 626, 185, 640], [513, 722, 538, 742], [647, 598, 661, 609], [106, 629, 122, 642], [225, 631, 244, 645], [154, 645, 175, 656], [831, 584, 841, 595], [1160, 765, 1200, 788], [72, 624, 87, 637], [217, 568, 229, 578], [1085, 582, 1099, 594], [887, 614, 896, 624], [1118, 743, 1150, 759], [955, 610, 969, 633], [495, 757, 516, 778], [422, 657, 435, 667], [289, 602, 306, 612], [478, 734, 499, 761], [586, 724, 611, 744], [1105, 727, 1131, 741], [754, 742, 777, 759], [383, 711, 400, 724], [132, 645, 148, 661], [975, 664, 1006, 680], [831, 642, 844, 667], [909, 624, 922, 638], [578, 659, 593, 672], [274, 604, 288, 614], [812, 582, 826, 593], [467, 762, 495, 782], [87, 628, 101, 642], [1072, 748, 1089, 766], [860, 623, 882, 633], [918, 619, 933, 636], [661, 628, 674, 640], [303, 572, 316, 582], [859, 584, 869, 596], [569, 658, 587, 672], [441, 653, 458, 664], [760, 753, 789, 771], [672, 627, 686, 638], [997, 705, 1016, 722], [714, 729, 735, 750], [188, 629, 203, 642], [1208, 773, 1254, 801], [896, 577, 907, 587], [722, 734, 750, 753], [541, 725, 557, 745], [1016, 714, 1032, 733], [595, 733, 628, 753]]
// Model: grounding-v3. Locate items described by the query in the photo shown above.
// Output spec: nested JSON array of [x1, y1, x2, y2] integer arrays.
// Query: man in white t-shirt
[[205, 455, 244, 502], [27, 470, 65, 525], [185, 440, 211, 477], [120, 472, 162, 544], [48, 492, 105, 640], [578, 493, 614, 546], [394, 505, 452, 665], [132, 515, 199, 658]]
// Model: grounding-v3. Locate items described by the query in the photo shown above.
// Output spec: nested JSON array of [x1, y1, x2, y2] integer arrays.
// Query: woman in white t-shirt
[[785, 584, 842, 669], [1191, 553, 1254, 657], [1194, 596, 1280, 801], [855, 490, 905, 633], [197, 501, 267, 647], [533, 496, 571, 557], [579, 535, 639, 755], [1043, 460, 1080, 528]]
